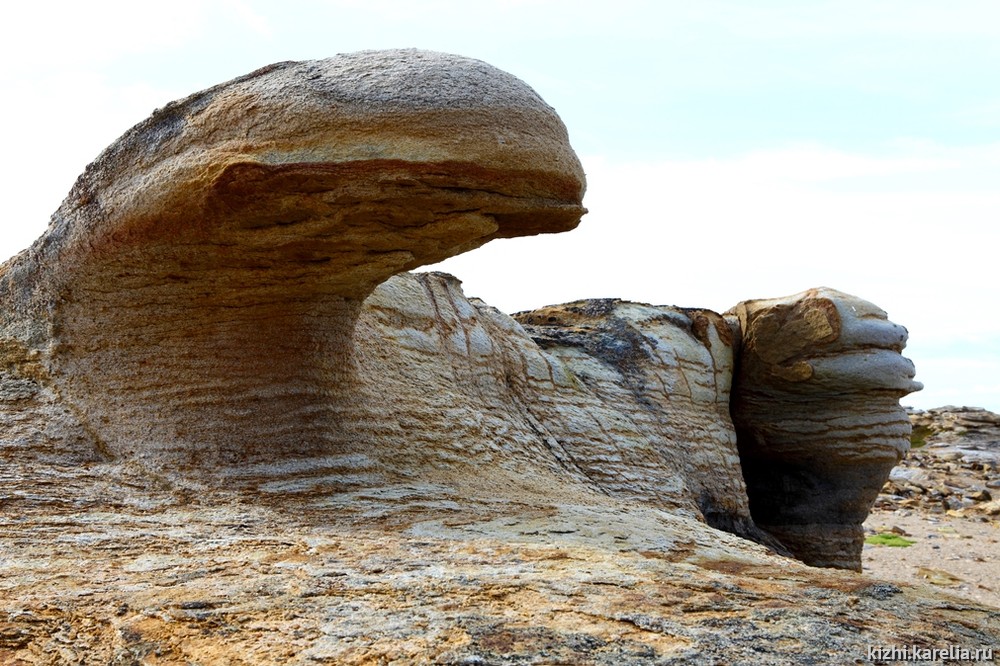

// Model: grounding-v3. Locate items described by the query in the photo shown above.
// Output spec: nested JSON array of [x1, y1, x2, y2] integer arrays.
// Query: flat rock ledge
[[0, 51, 978, 665]]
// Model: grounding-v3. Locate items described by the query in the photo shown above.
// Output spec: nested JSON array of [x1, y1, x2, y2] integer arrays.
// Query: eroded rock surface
[[728, 288, 923, 570], [2, 462, 997, 665], [512, 299, 781, 547], [874, 406, 1000, 517], [0, 49, 585, 465], [0, 51, 972, 664]]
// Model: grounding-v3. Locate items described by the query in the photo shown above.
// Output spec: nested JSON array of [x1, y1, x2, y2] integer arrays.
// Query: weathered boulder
[[0, 49, 585, 464], [0, 51, 973, 664], [0, 48, 764, 547], [728, 288, 922, 570], [0, 47, 765, 543]]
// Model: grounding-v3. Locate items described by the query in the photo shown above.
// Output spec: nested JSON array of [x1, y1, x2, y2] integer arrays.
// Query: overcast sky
[[1, 0, 997, 411]]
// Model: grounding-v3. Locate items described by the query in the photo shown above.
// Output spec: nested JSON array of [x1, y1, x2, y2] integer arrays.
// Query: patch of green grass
[[910, 425, 933, 448], [865, 533, 915, 547]]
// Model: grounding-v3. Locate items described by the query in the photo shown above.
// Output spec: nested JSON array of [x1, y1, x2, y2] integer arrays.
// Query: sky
[[1, 0, 998, 411]]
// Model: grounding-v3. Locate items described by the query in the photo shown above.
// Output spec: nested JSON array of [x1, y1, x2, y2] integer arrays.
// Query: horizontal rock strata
[[0, 49, 585, 465], [80, 271, 760, 536], [728, 288, 923, 570], [0, 50, 949, 663], [909, 405, 1000, 447], [513, 299, 780, 546]]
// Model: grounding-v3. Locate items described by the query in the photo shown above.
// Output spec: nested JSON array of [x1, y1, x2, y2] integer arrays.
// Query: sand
[[864, 508, 1000, 608]]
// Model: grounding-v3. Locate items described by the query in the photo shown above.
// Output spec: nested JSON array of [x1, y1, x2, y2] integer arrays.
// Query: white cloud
[[954, 100, 1000, 128], [722, 145, 956, 181], [906, 355, 1000, 412]]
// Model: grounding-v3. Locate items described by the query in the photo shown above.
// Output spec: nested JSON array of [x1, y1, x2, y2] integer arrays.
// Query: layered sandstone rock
[[0, 49, 765, 544], [115, 271, 761, 541], [0, 51, 966, 664], [0, 49, 585, 465], [512, 299, 780, 546], [728, 288, 923, 570]]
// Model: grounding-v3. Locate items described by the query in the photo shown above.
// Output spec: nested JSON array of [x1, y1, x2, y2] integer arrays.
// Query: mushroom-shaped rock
[[0, 50, 585, 463], [727, 288, 922, 570]]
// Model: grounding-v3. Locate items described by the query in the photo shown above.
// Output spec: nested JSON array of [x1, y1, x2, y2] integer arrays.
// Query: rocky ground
[[1, 50, 993, 663], [1, 411, 998, 665], [864, 406, 1000, 609]]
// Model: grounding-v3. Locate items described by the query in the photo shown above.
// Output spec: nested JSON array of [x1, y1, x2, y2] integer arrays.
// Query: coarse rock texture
[[875, 406, 1000, 518], [0, 49, 585, 465], [2, 461, 999, 665], [512, 299, 779, 547], [0, 51, 972, 664], [728, 288, 923, 571], [910, 405, 1000, 450]]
